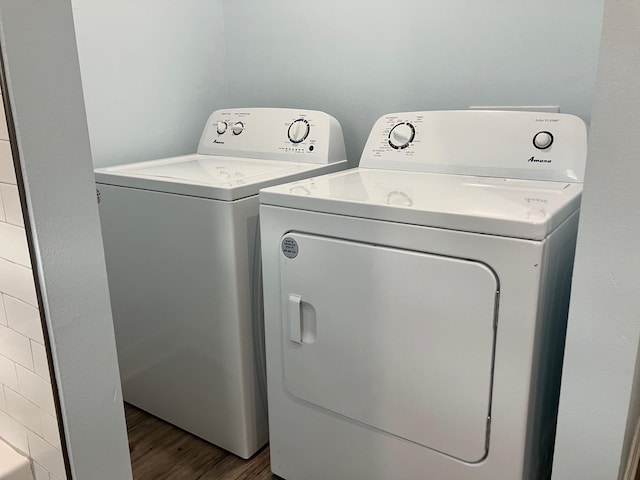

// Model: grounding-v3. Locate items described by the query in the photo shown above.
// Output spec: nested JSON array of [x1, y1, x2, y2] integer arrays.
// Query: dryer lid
[[259, 168, 582, 240], [94, 154, 344, 201]]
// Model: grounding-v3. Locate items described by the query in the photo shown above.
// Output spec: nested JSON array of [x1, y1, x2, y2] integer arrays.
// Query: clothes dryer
[[259, 110, 587, 479], [95, 108, 347, 458]]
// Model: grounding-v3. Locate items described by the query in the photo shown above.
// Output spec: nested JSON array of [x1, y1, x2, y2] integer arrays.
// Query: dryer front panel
[[279, 233, 498, 463]]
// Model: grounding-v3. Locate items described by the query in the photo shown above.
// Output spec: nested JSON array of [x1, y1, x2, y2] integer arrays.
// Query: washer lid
[[94, 154, 345, 201], [260, 168, 582, 240]]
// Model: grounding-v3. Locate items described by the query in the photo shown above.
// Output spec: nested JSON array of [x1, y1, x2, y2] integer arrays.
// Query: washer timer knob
[[232, 122, 244, 135], [216, 121, 228, 135], [533, 131, 554, 150], [288, 119, 310, 144], [389, 122, 416, 149]]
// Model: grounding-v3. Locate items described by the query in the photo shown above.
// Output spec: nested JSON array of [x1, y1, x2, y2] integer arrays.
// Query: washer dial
[[232, 122, 244, 135], [216, 121, 228, 134], [389, 122, 416, 149], [288, 119, 310, 144], [533, 131, 554, 150]]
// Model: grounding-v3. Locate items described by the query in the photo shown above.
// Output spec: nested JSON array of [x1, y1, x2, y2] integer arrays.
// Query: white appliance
[[259, 111, 587, 479], [94, 108, 347, 459]]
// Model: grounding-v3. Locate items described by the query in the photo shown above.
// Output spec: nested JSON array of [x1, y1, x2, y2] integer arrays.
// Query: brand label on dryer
[[528, 156, 552, 164], [282, 237, 299, 259]]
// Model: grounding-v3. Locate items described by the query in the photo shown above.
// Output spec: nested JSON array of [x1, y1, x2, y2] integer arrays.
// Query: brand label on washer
[[282, 237, 299, 258]]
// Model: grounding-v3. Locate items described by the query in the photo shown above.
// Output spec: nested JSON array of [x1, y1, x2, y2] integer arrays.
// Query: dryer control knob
[[389, 123, 415, 149], [232, 122, 244, 135], [216, 121, 228, 135], [288, 119, 310, 144], [533, 131, 554, 150]]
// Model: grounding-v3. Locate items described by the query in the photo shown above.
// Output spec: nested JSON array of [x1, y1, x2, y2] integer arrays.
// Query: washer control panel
[[197, 108, 346, 164], [360, 110, 588, 183]]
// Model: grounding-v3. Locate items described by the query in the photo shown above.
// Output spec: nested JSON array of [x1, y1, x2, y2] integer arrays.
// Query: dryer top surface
[[259, 168, 582, 240]]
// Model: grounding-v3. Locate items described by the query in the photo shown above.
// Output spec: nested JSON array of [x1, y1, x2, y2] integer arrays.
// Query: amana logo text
[[528, 156, 552, 164]]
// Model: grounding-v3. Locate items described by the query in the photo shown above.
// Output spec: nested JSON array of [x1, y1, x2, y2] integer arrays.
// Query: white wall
[[73, 1, 604, 168], [223, 0, 604, 164], [0, 0, 132, 478], [0, 96, 66, 479], [72, 0, 228, 168], [552, 1, 640, 479]]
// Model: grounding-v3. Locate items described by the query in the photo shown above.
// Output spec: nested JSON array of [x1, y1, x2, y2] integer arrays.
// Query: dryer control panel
[[197, 108, 346, 165], [360, 111, 588, 183]]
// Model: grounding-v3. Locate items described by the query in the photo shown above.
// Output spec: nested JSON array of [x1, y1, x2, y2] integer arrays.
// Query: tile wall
[[0, 95, 66, 479]]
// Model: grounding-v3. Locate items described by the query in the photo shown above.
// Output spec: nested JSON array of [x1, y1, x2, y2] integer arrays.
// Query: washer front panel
[[279, 232, 498, 462]]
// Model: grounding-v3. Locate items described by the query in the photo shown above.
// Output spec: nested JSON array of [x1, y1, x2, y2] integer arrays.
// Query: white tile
[[4, 387, 42, 435], [0, 438, 31, 480], [40, 410, 61, 450], [4, 295, 44, 343], [16, 365, 55, 415], [0, 257, 36, 306], [0, 184, 23, 227], [0, 325, 33, 370], [0, 294, 7, 326], [0, 189, 5, 222], [0, 385, 6, 412], [0, 410, 29, 454], [0, 222, 30, 266], [27, 432, 66, 479], [31, 341, 49, 380], [0, 354, 18, 391], [0, 106, 8, 142], [32, 462, 50, 480], [0, 141, 16, 185]]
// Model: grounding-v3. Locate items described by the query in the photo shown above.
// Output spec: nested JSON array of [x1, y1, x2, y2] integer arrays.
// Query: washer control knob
[[232, 122, 244, 135], [216, 121, 228, 135], [533, 131, 554, 150], [288, 119, 310, 144], [389, 123, 415, 149]]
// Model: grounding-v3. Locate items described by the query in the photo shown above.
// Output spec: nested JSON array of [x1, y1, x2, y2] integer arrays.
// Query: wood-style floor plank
[[125, 403, 280, 480]]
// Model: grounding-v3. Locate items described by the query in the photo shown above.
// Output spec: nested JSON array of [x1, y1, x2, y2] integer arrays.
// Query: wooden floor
[[125, 403, 280, 480]]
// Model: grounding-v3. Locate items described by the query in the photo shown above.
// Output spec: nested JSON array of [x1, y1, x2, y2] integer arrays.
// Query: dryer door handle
[[289, 294, 303, 344]]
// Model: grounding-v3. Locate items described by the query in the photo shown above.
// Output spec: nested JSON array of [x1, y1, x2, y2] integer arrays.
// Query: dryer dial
[[232, 122, 244, 135], [288, 119, 310, 144], [389, 122, 415, 149], [533, 131, 554, 150]]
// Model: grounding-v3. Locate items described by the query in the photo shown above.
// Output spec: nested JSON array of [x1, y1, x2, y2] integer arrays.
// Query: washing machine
[[94, 108, 347, 459], [259, 110, 587, 479]]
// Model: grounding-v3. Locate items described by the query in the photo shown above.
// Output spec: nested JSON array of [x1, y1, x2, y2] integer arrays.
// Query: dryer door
[[279, 233, 498, 463]]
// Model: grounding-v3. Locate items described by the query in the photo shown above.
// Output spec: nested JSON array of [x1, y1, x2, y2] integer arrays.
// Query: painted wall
[[72, 1, 603, 170], [72, 0, 228, 168], [0, 0, 133, 478], [0, 95, 66, 479], [552, 1, 640, 479], [223, 0, 604, 165]]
